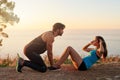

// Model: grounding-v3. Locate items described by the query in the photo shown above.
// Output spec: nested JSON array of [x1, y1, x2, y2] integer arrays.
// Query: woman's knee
[[66, 46, 73, 52], [67, 46, 72, 50]]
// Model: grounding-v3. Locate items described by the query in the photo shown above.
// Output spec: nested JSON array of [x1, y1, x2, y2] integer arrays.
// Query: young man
[[16, 23, 65, 73]]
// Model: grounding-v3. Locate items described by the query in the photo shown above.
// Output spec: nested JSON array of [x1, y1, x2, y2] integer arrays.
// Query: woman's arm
[[82, 41, 94, 52], [98, 40, 104, 55]]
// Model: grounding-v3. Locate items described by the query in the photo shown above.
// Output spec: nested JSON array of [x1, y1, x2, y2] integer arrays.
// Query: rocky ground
[[0, 63, 120, 80]]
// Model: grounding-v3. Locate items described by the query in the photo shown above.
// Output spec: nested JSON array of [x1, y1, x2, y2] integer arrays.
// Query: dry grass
[[99, 55, 120, 63], [0, 55, 17, 67]]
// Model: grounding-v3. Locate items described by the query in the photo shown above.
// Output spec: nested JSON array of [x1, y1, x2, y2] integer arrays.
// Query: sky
[[12, 0, 120, 30], [1, 0, 120, 58]]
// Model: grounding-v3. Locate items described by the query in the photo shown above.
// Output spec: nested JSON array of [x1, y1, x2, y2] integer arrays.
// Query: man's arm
[[44, 32, 54, 66], [42, 31, 54, 66], [46, 42, 54, 66]]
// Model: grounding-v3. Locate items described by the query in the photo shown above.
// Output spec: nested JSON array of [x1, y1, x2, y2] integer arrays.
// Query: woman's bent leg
[[55, 46, 83, 69]]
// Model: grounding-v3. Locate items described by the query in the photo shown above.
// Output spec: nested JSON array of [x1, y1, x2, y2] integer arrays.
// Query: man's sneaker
[[16, 53, 24, 73], [48, 66, 61, 71]]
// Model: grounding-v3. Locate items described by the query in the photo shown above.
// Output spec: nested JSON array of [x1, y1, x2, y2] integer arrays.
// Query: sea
[[0, 28, 120, 59]]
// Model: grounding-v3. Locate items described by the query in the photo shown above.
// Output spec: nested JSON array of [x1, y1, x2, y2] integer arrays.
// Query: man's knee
[[38, 66, 47, 73]]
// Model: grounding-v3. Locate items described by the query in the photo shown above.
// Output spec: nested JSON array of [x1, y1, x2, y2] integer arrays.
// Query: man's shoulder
[[42, 31, 54, 41], [43, 31, 53, 37]]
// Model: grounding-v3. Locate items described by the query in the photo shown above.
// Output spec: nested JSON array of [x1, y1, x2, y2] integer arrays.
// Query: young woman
[[49, 36, 108, 71]]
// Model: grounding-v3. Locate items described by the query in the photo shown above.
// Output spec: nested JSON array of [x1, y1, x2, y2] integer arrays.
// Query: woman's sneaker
[[16, 53, 24, 73]]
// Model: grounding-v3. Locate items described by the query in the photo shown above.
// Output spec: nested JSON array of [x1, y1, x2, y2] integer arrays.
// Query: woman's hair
[[96, 36, 108, 59], [52, 23, 65, 31]]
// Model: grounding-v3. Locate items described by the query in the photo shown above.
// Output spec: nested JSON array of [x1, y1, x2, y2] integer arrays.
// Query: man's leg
[[24, 52, 47, 72]]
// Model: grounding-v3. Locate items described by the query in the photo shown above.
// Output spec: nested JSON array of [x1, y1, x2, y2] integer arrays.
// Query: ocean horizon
[[0, 28, 120, 59]]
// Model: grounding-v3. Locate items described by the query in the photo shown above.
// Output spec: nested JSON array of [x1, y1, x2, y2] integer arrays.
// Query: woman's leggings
[[23, 51, 47, 73]]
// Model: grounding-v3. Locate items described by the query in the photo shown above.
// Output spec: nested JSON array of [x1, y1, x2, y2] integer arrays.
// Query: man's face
[[57, 29, 64, 36]]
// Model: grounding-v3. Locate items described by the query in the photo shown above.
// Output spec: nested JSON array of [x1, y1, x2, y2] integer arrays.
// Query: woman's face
[[92, 37, 99, 46]]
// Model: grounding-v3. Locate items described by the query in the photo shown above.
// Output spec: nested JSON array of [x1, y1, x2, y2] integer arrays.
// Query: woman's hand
[[99, 39, 103, 44], [90, 40, 96, 45]]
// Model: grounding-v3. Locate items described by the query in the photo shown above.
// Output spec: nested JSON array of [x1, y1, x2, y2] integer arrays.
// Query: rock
[[96, 77, 112, 80], [114, 75, 120, 80]]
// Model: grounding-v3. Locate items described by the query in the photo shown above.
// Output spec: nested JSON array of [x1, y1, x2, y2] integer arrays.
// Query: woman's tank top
[[83, 50, 100, 69]]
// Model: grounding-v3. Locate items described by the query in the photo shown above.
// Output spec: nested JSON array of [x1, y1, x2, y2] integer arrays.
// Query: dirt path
[[0, 63, 120, 80]]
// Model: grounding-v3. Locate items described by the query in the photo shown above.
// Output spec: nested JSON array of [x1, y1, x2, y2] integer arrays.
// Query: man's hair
[[52, 23, 65, 31]]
